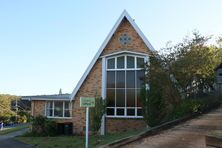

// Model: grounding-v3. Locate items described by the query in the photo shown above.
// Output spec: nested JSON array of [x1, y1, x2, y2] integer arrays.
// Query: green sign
[[80, 97, 95, 107]]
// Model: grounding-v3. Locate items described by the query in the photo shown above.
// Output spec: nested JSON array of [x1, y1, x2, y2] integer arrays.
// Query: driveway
[[0, 128, 34, 148], [123, 106, 222, 148]]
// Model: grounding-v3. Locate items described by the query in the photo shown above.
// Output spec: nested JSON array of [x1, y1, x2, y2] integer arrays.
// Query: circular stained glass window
[[119, 33, 131, 45]]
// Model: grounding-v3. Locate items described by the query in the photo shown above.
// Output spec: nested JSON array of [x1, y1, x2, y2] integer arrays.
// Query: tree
[[0, 94, 17, 123], [141, 32, 222, 126], [160, 32, 222, 97], [141, 56, 180, 127]]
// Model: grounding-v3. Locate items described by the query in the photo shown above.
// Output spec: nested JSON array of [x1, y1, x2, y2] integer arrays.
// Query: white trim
[[105, 55, 145, 118], [45, 101, 72, 118], [100, 57, 106, 135], [70, 10, 156, 100], [47, 116, 72, 119], [100, 50, 148, 58], [44, 103, 47, 116], [52, 101, 55, 116], [101, 57, 107, 99], [24, 98, 70, 101], [106, 116, 143, 119], [62, 102, 65, 117], [21, 97, 31, 101]]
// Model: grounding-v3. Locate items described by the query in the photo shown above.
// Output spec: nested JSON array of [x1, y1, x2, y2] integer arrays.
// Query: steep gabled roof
[[70, 10, 156, 100]]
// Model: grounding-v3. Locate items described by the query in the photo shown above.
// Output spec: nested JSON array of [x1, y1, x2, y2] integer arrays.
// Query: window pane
[[116, 108, 124, 116], [137, 89, 142, 107], [107, 108, 114, 115], [107, 58, 115, 69], [137, 57, 144, 68], [116, 71, 125, 88], [54, 101, 63, 117], [64, 102, 70, 110], [127, 109, 135, 116], [137, 108, 142, 116], [136, 70, 145, 88], [117, 56, 124, 69], [107, 71, 115, 88], [116, 89, 125, 107], [126, 71, 135, 88], [47, 101, 53, 109], [46, 109, 53, 116], [127, 56, 135, 68], [64, 110, 70, 117], [107, 89, 115, 107], [127, 89, 135, 107]]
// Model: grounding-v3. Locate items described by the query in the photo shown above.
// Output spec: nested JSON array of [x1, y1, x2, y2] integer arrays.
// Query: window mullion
[[114, 58, 117, 116], [44, 102, 47, 116], [52, 101, 54, 117], [125, 55, 127, 117], [62, 102, 65, 117], [125, 70, 127, 117], [135, 65, 138, 116]]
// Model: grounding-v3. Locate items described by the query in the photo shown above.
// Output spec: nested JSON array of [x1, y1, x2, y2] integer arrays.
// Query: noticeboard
[[80, 97, 95, 107]]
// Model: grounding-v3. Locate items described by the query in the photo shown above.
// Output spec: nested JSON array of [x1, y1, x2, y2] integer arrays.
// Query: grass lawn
[[16, 129, 145, 148], [0, 125, 29, 135]]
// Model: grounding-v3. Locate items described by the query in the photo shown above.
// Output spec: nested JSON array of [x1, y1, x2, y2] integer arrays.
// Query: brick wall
[[32, 100, 45, 117], [101, 18, 152, 56], [106, 118, 146, 133]]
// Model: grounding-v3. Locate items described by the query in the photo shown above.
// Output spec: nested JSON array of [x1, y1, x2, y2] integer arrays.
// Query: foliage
[[160, 32, 222, 96], [167, 94, 220, 120], [141, 56, 180, 127], [0, 94, 17, 124], [18, 110, 31, 122], [141, 32, 222, 127], [32, 115, 57, 136], [90, 96, 106, 135]]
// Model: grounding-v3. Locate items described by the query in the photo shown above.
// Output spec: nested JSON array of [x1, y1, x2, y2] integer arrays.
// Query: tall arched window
[[106, 54, 145, 118]]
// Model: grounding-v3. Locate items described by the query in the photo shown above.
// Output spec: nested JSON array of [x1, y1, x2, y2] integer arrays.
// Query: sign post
[[80, 97, 95, 148]]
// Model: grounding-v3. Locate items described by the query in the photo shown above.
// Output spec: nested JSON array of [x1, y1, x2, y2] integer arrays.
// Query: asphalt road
[[0, 139, 34, 148], [0, 128, 34, 148]]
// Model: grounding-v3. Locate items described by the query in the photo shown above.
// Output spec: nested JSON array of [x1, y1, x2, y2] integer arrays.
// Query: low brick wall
[[106, 118, 146, 134]]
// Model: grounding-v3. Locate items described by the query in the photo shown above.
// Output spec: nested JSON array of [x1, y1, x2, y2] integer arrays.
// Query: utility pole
[[15, 98, 18, 123]]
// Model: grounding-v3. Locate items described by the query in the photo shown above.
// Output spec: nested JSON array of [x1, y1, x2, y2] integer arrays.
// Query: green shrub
[[17, 115, 27, 123], [0, 115, 11, 125], [44, 120, 57, 136], [90, 96, 106, 135], [166, 95, 220, 121], [32, 115, 57, 136]]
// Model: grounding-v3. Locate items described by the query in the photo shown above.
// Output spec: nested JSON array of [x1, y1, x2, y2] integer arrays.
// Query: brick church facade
[[23, 10, 156, 135]]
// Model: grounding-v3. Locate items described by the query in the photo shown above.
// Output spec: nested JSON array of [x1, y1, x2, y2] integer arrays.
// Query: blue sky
[[0, 0, 222, 96]]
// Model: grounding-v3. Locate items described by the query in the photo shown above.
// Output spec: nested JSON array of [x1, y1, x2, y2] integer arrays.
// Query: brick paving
[[123, 106, 222, 148]]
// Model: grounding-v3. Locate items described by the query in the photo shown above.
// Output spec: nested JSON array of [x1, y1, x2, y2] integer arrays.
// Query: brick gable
[[71, 17, 152, 135]]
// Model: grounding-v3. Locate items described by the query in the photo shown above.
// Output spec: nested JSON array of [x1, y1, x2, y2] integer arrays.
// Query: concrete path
[[0, 128, 34, 148], [123, 106, 222, 148]]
